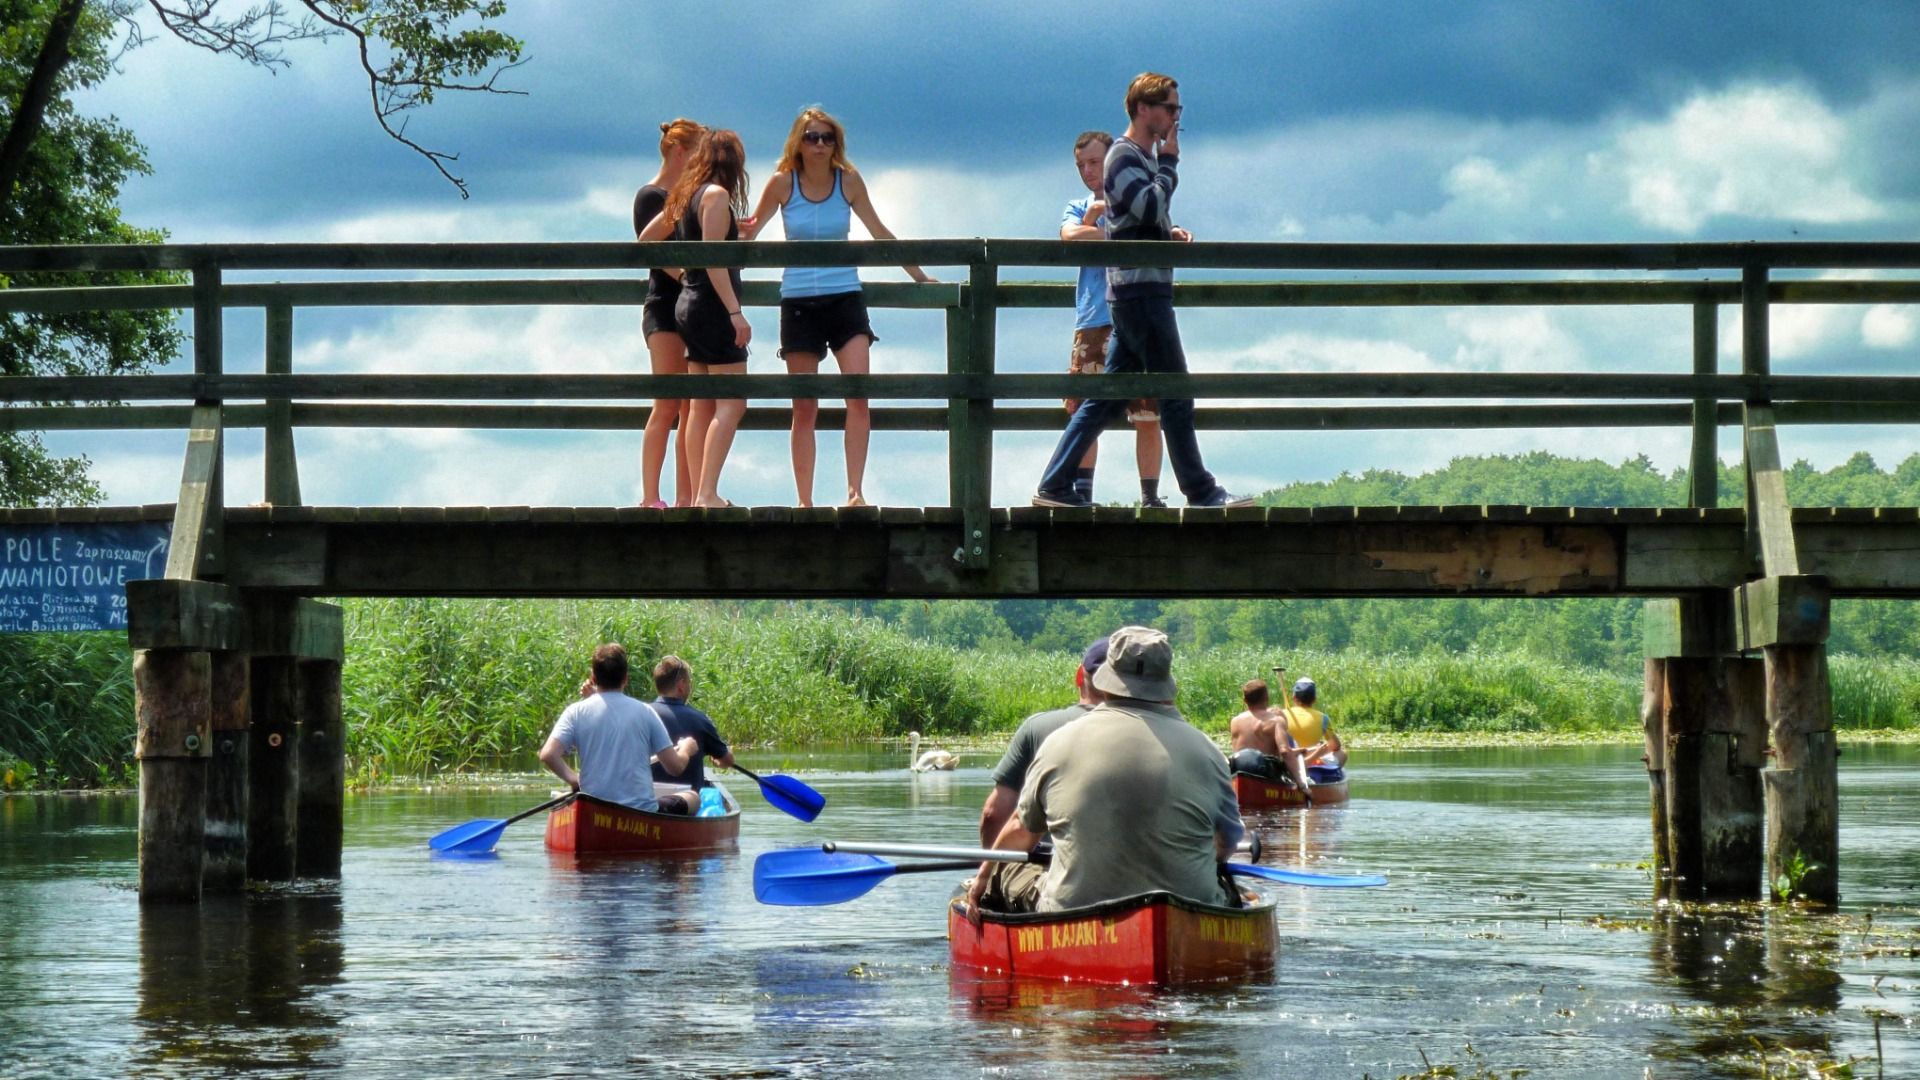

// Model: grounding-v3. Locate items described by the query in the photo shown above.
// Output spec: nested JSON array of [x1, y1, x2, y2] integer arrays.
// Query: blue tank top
[[780, 169, 862, 299]]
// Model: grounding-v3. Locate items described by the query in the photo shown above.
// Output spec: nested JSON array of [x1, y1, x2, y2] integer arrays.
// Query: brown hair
[[665, 129, 750, 228], [1125, 72, 1178, 118], [653, 654, 691, 695], [658, 118, 705, 158], [777, 106, 854, 176], [1241, 679, 1269, 709], [1074, 130, 1113, 155], [591, 643, 628, 689]]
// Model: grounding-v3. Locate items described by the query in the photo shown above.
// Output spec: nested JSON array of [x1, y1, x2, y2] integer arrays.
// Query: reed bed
[[3, 600, 1917, 789]]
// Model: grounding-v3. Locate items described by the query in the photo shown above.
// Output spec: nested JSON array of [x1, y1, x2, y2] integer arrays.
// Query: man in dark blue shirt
[[647, 655, 733, 806]]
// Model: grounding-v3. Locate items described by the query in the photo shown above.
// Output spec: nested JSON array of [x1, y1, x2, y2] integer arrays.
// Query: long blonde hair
[[777, 107, 853, 176]]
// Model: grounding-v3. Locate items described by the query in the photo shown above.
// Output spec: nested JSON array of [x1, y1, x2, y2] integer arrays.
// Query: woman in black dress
[[639, 130, 752, 508]]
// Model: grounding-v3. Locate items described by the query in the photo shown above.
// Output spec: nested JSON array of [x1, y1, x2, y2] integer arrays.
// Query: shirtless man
[[1227, 679, 1313, 793]]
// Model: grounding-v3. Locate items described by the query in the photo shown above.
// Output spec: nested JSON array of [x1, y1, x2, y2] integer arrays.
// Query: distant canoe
[[544, 788, 740, 855], [1233, 766, 1350, 809], [948, 889, 1278, 986]]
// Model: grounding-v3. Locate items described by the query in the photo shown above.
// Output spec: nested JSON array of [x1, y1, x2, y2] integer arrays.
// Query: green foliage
[[1771, 850, 1821, 903], [1, 0, 184, 506], [0, 629, 135, 787]]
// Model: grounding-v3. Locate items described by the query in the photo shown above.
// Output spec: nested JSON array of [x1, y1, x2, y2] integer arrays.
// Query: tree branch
[[0, 0, 91, 214], [144, 1, 331, 67]]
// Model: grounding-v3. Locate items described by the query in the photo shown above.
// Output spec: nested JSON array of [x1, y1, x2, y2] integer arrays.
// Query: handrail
[[2, 238, 1917, 574]]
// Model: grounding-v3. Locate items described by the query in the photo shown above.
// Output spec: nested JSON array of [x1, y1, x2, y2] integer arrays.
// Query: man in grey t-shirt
[[976, 635, 1110, 845], [966, 626, 1246, 917], [540, 643, 698, 812]]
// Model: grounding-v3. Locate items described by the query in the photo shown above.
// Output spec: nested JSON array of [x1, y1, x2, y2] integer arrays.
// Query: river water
[[1, 745, 1914, 1078]]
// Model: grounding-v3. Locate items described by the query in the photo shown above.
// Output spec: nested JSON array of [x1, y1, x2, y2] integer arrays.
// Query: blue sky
[[49, 0, 1920, 507]]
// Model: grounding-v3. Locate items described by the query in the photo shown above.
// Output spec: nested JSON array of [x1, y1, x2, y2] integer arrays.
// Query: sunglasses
[[1155, 103, 1184, 117], [802, 131, 837, 146]]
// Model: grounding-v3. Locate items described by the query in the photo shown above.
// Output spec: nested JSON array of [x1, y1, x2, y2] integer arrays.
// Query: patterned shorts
[[1064, 325, 1158, 423]]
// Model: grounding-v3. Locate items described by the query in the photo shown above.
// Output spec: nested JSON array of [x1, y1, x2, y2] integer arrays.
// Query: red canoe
[[544, 789, 740, 854], [948, 889, 1278, 985], [1233, 771, 1351, 809]]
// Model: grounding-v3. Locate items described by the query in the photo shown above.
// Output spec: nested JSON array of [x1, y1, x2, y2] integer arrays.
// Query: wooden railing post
[[948, 258, 995, 569], [263, 302, 302, 506], [1689, 301, 1718, 508]]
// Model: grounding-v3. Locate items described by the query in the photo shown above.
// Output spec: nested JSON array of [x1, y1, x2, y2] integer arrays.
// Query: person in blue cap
[[1282, 676, 1347, 771]]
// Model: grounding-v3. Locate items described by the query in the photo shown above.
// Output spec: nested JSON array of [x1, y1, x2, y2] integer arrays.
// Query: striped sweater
[[1102, 135, 1178, 300]]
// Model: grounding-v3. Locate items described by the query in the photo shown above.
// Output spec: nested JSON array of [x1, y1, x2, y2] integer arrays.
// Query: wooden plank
[[294, 660, 344, 879], [248, 596, 345, 661], [127, 579, 249, 652], [136, 648, 212, 903], [262, 303, 301, 505], [1690, 301, 1720, 508], [1662, 656, 1765, 901], [1731, 575, 1830, 650], [1743, 405, 1801, 576], [886, 528, 1039, 595], [247, 657, 300, 884], [13, 238, 1920, 275], [956, 265, 996, 569], [164, 403, 224, 580], [202, 650, 250, 894], [1763, 644, 1838, 904], [1643, 657, 1671, 899]]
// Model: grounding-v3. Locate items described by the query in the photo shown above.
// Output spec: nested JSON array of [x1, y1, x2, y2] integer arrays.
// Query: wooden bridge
[[4, 237, 1919, 907]]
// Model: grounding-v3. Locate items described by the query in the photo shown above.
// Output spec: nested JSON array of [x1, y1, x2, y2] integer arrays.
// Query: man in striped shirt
[[1033, 72, 1252, 510]]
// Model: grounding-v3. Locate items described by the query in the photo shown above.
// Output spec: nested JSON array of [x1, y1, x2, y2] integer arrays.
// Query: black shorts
[[654, 790, 694, 815], [674, 292, 749, 366], [779, 291, 875, 358], [641, 293, 679, 338]]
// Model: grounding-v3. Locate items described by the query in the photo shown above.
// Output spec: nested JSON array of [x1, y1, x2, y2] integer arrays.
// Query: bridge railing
[[3, 239, 1919, 569]]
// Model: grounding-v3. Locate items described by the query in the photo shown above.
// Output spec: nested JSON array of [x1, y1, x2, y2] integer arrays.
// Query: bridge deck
[[10, 504, 1916, 599]]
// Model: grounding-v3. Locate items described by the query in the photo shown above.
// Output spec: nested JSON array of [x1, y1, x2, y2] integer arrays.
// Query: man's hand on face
[[1160, 118, 1180, 158]]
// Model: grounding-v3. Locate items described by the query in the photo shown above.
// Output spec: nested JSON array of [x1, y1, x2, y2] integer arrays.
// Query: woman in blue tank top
[[745, 107, 934, 507], [638, 130, 753, 509]]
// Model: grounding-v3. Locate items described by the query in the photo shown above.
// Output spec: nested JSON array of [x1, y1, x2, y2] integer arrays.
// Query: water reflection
[[134, 890, 344, 1073], [1648, 906, 1846, 1066]]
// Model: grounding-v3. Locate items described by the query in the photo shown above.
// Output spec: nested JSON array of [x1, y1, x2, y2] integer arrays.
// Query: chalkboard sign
[[0, 522, 171, 632]]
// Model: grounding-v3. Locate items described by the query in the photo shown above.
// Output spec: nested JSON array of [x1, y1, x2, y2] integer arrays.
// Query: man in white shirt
[[540, 643, 698, 812]]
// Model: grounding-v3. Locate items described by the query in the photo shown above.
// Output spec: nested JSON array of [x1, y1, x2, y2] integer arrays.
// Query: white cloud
[[1444, 156, 1525, 208], [1861, 305, 1918, 349], [1595, 84, 1883, 233], [1445, 310, 1585, 372]]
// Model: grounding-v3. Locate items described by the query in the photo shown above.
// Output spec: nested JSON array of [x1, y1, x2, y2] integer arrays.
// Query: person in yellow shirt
[[1282, 677, 1347, 771]]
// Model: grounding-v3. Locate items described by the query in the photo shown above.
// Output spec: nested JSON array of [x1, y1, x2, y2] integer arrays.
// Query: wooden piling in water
[[135, 649, 212, 904], [1764, 644, 1839, 905], [295, 660, 344, 879], [1641, 657, 1671, 899], [1661, 656, 1766, 901], [247, 656, 300, 883], [202, 650, 250, 893]]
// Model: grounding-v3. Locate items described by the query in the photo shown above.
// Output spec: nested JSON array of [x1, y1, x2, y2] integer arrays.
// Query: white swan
[[907, 731, 957, 772]]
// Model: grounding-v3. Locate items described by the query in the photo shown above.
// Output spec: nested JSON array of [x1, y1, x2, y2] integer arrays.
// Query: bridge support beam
[[135, 648, 212, 903], [247, 657, 300, 883], [295, 659, 345, 879], [1661, 654, 1767, 901], [1640, 658, 1671, 900], [202, 650, 251, 893]]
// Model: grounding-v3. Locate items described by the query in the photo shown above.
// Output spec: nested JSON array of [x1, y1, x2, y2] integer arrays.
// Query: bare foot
[[845, 492, 869, 508]]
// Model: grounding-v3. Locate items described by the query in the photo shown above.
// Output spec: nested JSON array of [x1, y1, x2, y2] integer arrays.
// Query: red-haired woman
[[745, 107, 932, 508], [634, 118, 705, 508], [639, 130, 753, 509]]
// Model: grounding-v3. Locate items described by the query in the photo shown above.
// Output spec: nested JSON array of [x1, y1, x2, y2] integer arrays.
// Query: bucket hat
[[1091, 625, 1178, 700]]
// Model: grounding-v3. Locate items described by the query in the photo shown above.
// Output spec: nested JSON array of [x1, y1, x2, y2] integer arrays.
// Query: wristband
[[727, 309, 742, 316]]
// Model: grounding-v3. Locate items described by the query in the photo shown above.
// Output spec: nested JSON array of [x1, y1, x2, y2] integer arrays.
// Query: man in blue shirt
[[647, 654, 734, 813], [1061, 131, 1166, 508]]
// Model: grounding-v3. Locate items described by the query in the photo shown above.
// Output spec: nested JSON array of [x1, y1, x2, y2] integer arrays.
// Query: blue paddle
[[428, 792, 575, 855], [752, 842, 1387, 906], [732, 763, 826, 822]]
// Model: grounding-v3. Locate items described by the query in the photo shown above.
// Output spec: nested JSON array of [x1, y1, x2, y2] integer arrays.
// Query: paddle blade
[[753, 849, 897, 906], [1226, 861, 1387, 888], [428, 817, 508, 854], [755, 773, 826, 822]]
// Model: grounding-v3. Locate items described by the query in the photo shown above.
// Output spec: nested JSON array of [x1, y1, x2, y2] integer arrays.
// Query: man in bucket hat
[[966, 626, 1246, 918]]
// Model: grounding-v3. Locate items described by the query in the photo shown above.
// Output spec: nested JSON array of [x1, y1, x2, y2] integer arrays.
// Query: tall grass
[[3, 599, 1918, 789]]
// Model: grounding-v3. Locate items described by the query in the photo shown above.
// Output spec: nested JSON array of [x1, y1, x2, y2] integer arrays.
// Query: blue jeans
[[1037, 295, 1219, 499]]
